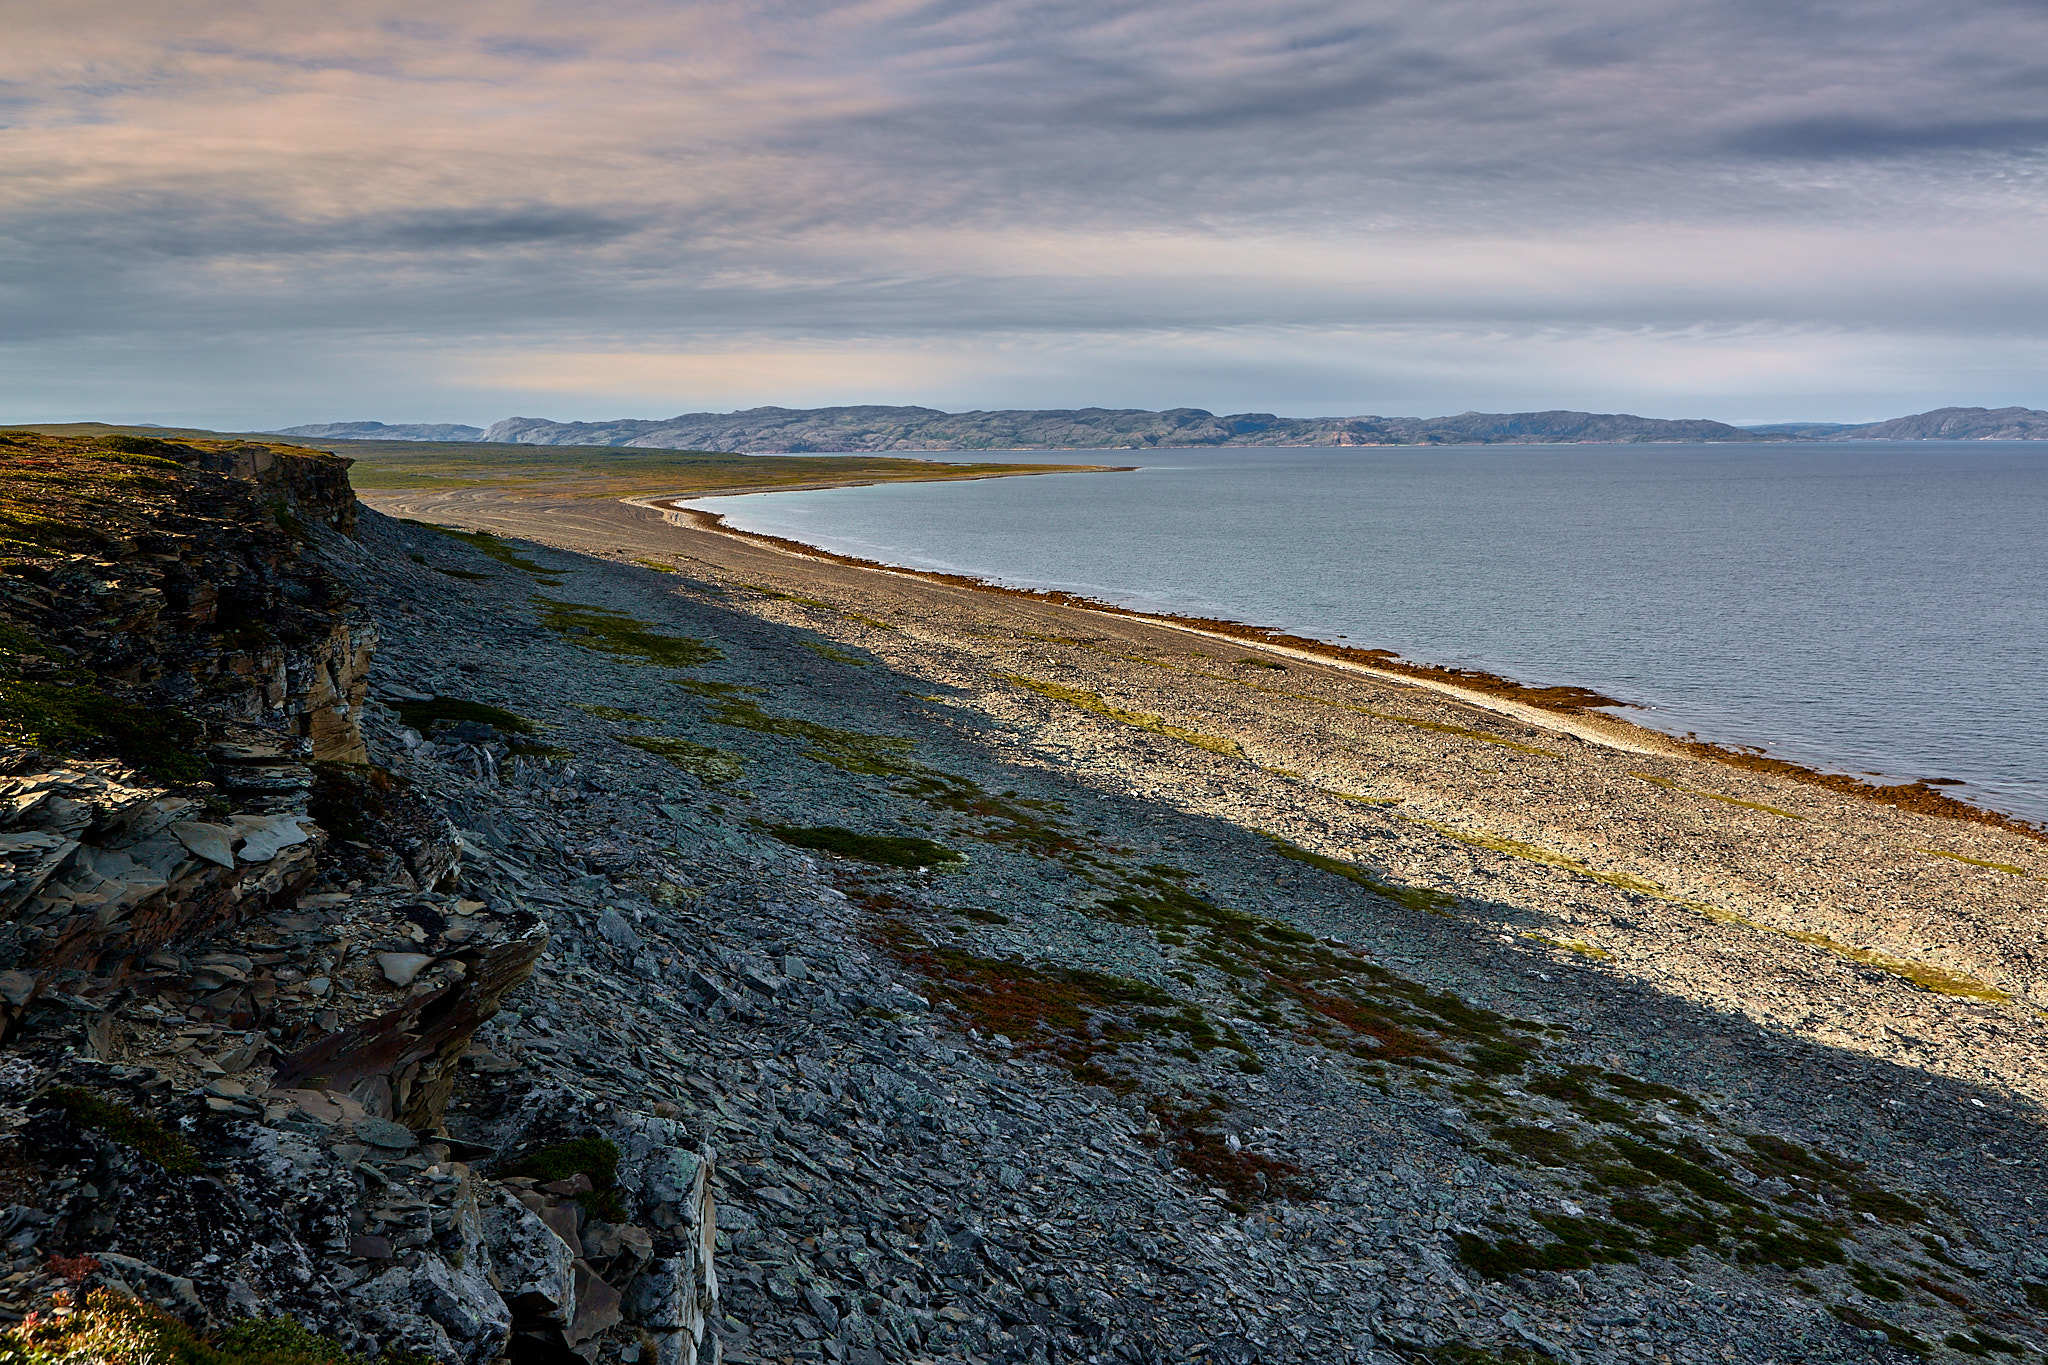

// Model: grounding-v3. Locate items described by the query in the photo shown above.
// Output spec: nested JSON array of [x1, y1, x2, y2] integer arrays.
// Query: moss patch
[[1263, 834, 1458, 915], [390, 695, 536, 736], [769, 824, 965, 868], [801, 640, 871, 666], [1630, 771, 1805, 819], [500, 1136, 627, 1222], [534, 597, 721, 668], [0, 1289, 421, 1365], [709, 698, 916, 775], [0, 671, 207, 785], [44, 1088, 201, 1174], [1003, 674, 1244, 757], [623, 734, 745, 783], [1916, 847, 2035, 878], [1147, 1096, 1316, 1210], [575, 703, 653, 722], [408, 521, 563, 582]]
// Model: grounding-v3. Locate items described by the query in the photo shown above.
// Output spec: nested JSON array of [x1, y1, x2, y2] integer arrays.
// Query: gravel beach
[[349, 476, 2048, 1362]]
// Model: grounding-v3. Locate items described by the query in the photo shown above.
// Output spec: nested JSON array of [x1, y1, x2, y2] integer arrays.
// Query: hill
[[276, 420, 486, 442], [478, 406, 1770, 451], [1834, 406, 2048, 440]]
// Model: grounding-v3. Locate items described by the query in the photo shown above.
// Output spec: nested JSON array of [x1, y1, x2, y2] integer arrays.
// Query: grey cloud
[[373, 207, 642, 251], [1725, 113, 2048, 159], [6, 0, 2048, 423]]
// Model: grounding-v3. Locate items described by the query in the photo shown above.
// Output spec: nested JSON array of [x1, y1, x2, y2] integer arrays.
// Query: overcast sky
[[6, 0, 2048, 428]]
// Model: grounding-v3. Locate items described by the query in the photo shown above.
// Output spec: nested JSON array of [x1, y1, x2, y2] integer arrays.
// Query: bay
[[691, 442, 2048, 824]]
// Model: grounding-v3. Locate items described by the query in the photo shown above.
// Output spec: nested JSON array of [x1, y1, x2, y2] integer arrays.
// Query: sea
[[689, 442, 2048, 825]]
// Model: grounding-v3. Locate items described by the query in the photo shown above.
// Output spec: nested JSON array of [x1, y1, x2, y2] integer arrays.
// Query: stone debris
[[3, 433, 2045, 1364]]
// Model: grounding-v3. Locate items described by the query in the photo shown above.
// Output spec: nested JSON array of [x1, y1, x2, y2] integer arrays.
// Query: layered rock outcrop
[[0, 433, 718, 1364]]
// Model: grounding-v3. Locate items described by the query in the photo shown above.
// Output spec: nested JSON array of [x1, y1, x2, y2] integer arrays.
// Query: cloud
[[3, 0, 2047, 426], [1725, 114, 2048, 159]]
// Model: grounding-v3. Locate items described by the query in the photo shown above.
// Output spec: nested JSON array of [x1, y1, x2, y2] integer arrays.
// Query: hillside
[[1834, 406, 2048, 440], [479, 406, 1770, 451], [269, 404, 2048, 452], [277, 420, 488, 442]]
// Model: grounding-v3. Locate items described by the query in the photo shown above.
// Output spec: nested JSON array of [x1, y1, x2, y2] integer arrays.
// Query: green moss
[[1943, 1329, 2026, 1357], [390, 695, 536, 736], [1631, 770, 1805, 819], [500, 1136, 627, 1222], [0, 674, 207, 785], [212, 1317, 375, 1365], [801, 640, 870, 666], [670, 676, 759, 699], [622, 734, 744, 783], [44, 1088, 201, 1174], [0, 1288, 421, 1365], [1455, 1225, 1625, 1278], [709, 698, 917, 775], [534, 598, 721, 668], [1408, 817, 1664, 895], [576, 703, 653, 722], [1490, 1123, 1582, 1165], [1263, 834, 1458, 915], [408, 521, 561, 581], [1916, 847, 2034, 878], [1827, 1304, 1929, 1356], [1397, 1342, 1553, 1365], [1850, 1261, 1907, 1302], [94, 434, 187, 461], [769, 824, 965, 868], [2024, 1280, 2048, 1311], [1002, 673, 1244, 757]]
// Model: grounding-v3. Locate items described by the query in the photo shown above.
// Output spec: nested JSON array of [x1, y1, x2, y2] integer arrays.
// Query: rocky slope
[[358, 481, 2042, 1364], [5, 432, 2046, 1365]]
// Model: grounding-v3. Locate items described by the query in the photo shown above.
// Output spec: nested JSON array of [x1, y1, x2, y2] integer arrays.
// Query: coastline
[[347, 468, 2048, 1363], [651, 491, 2045, 841]]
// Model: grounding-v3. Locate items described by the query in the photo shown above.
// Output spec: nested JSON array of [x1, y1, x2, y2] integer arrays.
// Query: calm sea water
[[691, 443, 2048, 824]]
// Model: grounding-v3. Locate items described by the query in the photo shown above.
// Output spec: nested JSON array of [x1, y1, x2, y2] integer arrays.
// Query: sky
[[5, 0, 2048, 429]]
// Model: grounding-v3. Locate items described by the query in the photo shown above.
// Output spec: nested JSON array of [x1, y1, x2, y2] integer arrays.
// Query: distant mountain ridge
[[276, 404, 2048, 452], [475, 406, 1771, 451], [1831, 406, 2048, 440], [275, 420, 486, 442]]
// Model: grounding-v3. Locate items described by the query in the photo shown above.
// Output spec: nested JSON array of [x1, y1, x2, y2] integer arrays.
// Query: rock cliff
[[0, 432, 717, 1365]]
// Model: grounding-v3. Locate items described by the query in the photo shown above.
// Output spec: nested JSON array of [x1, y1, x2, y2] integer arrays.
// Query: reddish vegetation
[[1144, 1099, 1316, 1210], [680, 503, 2045, 843], [45, 1253, 99, 1285], [863, 916, 1167, 1086], [1272, 979, 1448, 1062], [1672, 737, 2043, 840]]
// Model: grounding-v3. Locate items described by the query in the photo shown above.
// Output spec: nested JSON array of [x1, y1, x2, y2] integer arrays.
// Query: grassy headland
[[5, 423, 1119, 500]]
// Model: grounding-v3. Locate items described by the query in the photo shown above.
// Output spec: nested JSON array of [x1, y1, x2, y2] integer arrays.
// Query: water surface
[[692, 443, 2048, 824]]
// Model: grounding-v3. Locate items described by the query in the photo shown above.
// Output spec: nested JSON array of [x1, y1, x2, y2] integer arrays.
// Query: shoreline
[[648, 491, 2045, 841]]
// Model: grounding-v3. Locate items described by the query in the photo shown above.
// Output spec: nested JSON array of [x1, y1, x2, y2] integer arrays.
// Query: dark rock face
[[0, 434, 718, 1365]]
